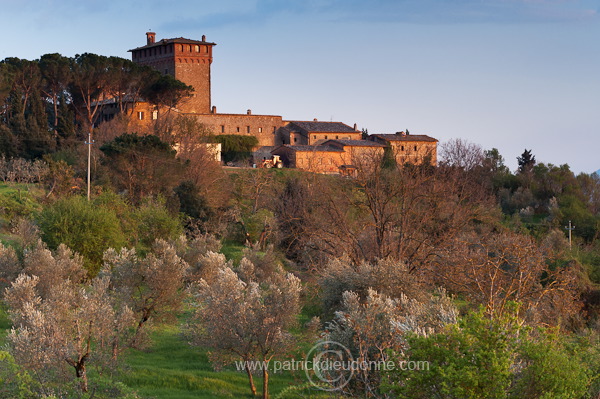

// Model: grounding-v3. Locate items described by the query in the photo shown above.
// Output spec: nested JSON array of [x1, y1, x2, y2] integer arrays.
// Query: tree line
[[0, 53, 192, 159]]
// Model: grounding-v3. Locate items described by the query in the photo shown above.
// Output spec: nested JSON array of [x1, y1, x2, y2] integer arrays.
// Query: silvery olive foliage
[[0, 156, 49, 184], [322, 288, 457, 398], [5, 273, 135, 394], [320, 255, 425, 313], [101, 239, 189, 340], [186, 254, 302, 398], [0, 242, 20, 290]]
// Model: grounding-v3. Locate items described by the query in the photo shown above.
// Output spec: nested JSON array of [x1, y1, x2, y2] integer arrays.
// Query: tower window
[[247, 126, 251, 133], [401, 146, 404, 151], [137, 111, 144, 120], [258, 127, 263, 133], [221, 125, 225, 133], [414, 145, 417, 151], [195, 45, 200, 52], [188, 45, 192, 52], [152, 110, 158, 120], [179, 44, 184, 52]]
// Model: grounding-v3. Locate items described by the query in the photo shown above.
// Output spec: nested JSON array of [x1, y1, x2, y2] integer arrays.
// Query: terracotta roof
[[273, 145, 344, 153], [371, 134, 438, 142], [286, 121, 357, 133], [324, 139, 386, 147], [128, 37, 216, 52]]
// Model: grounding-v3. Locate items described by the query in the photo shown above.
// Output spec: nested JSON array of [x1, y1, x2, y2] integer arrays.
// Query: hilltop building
[[121, 32, 438, 172], [370, 132, 438, 165]]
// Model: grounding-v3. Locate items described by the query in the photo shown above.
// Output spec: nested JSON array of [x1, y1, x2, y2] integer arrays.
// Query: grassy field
[[0, 306, 330, 398], [0, 182, 332, 398], [120, 324, 330, 398]]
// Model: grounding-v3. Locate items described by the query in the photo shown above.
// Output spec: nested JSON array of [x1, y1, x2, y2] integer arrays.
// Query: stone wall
[[194, 112, 285, 147]]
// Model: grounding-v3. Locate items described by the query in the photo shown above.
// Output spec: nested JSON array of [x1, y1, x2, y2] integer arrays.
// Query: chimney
[[146, 32, 156, 45], [202, 35, 206, 42], [212, 106, 217, 114], [313, 118, 318, 121], [353, 123, 357, 130], [247, 109, 252, 115]]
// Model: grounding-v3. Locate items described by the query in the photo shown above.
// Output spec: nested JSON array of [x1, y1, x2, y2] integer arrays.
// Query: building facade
[[370, 132, 438, 166], [122, 32, 439, 171]]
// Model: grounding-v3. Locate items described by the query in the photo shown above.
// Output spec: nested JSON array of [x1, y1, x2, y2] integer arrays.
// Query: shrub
[[214, 134, 258, 164], [37, 196, 126, 275]]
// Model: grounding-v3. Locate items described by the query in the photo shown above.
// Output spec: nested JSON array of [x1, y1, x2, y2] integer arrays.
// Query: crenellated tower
[[129, 32, 216, 114]]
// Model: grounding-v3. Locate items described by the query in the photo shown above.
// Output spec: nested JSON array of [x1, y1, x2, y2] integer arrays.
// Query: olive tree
[[186, 256, 301, 399], [101, 239, 189, 346], [5, 273, 135, 393]]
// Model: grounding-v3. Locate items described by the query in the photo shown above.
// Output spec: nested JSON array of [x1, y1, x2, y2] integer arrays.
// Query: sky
[[1, 0, 599, 173]]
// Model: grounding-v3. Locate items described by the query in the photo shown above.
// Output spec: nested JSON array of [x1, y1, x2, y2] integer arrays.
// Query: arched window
[[179, 44, 184, 52], [195, 45, 200, 52]]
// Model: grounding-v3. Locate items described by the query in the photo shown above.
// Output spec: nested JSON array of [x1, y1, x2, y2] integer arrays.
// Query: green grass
[[121, 324, 330, 398], [0, 304, 10, 345], [220, 240, 246, 263]]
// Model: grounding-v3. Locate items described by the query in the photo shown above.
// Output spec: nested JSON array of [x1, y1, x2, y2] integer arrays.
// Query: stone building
[[279, 121, 362, 145], [114, 32, 439, 172], [130, 32, 216, 114], [128, 32, 287, 144], [271, 145, 346, 174], [370, 132, 438, 166]]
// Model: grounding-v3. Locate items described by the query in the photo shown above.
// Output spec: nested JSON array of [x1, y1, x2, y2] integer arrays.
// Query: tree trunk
[[245, 364, 257, 396], [262, 368, 269, 399], [67, 352, 90, 393]]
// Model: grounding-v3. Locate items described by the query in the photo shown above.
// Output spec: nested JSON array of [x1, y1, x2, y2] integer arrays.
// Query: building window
[[188, 45, 192, 52], [137, 111, 144, 120], [236, 127, 240, 132], [313, 135, 316, 140], [179, 44, 184, 52], [152, 110, 158, 120], [294, 137, 298, 143], [247, 126, 251, 133], [401, 146, 404, 151], [325, 135, 328, 140], [414, 145, 417, 151], [221, 125, 225, 133], [336, 136, 339, 139], [258, 127, 262, 133], [195, 45, 200, 52]]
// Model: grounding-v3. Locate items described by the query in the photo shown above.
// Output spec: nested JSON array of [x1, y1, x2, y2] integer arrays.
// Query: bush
[[214, 134, 258, 164], [37, 196, 126, 275], [132, 199, 183, 253]]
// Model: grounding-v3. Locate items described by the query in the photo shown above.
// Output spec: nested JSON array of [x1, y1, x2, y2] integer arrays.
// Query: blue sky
[[1, 0, 599, 173]]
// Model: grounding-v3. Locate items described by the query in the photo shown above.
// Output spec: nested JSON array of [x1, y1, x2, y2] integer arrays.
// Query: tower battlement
[[129, 33, 216, 114]]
